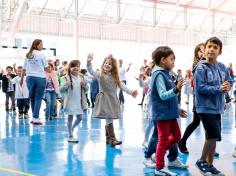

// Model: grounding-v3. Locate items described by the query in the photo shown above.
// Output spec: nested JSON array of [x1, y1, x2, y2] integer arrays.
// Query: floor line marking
[[0, 167, 36, 176]]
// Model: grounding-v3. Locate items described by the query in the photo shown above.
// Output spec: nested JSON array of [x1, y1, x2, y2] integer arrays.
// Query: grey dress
[[87, 63, 132, 119]]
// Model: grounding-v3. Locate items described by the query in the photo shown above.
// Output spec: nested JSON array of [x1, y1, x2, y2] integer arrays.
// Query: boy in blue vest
[[194, 37, 231, 176], [151, 46, 186, 176]]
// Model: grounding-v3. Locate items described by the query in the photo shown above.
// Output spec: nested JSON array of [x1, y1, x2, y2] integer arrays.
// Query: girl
[[183, 69, 193, 104], [60, 60, 88, 143], [45, 63, 59, 120], [22, 39, 48, 125], [87, 54, 138, 147], [138, 67, 152, 147], [178, 43, 204, 154]]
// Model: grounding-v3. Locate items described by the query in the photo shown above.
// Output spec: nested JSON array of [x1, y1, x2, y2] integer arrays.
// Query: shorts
[[199, 113, 221, 141]]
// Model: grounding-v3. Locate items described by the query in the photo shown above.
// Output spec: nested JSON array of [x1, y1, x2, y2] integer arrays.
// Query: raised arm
[[86, 53, 100, 79]]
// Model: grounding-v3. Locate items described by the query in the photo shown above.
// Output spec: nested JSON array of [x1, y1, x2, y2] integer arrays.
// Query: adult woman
[[22, 39, 48, 125]]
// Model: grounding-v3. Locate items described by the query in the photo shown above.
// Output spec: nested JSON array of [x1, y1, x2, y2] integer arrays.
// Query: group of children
[[0, 36, 235, 176], [139, 37, 233, 176]]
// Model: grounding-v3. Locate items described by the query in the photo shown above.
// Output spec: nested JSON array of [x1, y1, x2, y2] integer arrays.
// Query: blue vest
[[151, 69, 179, 121]]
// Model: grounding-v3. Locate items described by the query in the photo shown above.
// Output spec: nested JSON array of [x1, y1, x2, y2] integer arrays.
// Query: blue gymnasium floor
[[0, 96, 236, 176]]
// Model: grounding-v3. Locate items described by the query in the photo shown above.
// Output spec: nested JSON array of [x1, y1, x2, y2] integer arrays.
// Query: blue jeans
[[45, 90, 56, 117], [26, 76, 46, 119], [144, 121, 178, 162], [119, 80, 126, 104]]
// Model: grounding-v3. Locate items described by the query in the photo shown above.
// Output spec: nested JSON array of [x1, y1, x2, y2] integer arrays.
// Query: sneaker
[[154, 168, 177, 176], [142, 141, 148, 148], [67, 137, 79, 143], [18, 114, 23, 119], [178, 140, 189, 154], [195, 160, 212, 176], [208, 165, 225, 176], [24, 114, 30, 119], [214, 152, 219, 157], [151, 153, 156, 163], [233, 148, 236, 158], [143, 158, 156, 168], [168, 158, 188, 170], [30, 118, 42, 125]]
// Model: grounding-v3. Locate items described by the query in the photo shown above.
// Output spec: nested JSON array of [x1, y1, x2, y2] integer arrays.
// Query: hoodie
[[194, 60, 232, 114]]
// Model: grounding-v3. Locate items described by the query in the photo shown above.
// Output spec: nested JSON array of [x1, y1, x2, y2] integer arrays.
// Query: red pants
[[155, 119, 181, 169]]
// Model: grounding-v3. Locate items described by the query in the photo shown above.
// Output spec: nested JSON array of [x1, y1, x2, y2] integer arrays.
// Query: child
[[183, 70, 193, 104], [45, 63, 59, 120], [176, 69, 183, 105], [178, 43, 204, 154], [2, 66, 16, 113], [89, 75, 99, 108], [138, 67, 152, 147], [87, 54, 138, 147], [11, 66, 29, 118], [60, 60, 88, 143], [194, 37, 231, 176], [150, 46, 186, 176]]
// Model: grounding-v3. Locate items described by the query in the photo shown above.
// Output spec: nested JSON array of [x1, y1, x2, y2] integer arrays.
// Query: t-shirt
[[119, 67, 126, 81], [7, 77, 14, 92], [46, 76, 55, 91], [23, 50, 48, 78]]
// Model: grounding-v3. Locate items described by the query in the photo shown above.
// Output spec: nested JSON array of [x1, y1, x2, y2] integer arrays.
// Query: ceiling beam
[[210, 0, 229, 11], [143, 0, 235, 15], [64, 0, 75, 18], [39, 0, 49, 15]]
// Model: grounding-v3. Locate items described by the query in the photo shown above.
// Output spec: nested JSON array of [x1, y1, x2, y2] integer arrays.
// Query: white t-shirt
[[11, 76, 29, 99], [119, 67, 126, 81], [23, 50, 48, 78]]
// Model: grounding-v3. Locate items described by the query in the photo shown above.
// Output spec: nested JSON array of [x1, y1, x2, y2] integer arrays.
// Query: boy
[[11, 66, 30, 118], [2, 66, 16, 113], [151, 46, 186, 176], [194, 37, 231, 176]]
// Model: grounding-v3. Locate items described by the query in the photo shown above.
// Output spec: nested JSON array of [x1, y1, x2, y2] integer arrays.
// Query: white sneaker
[[67, 137, 79, 143], [233, 148, 236, 158], [154, 168, 177, 176], [143, 158, 156, 168], [151, 153, 156, 163], [142, 141, 148, 148], [168, 158, 188, 170], [30, 118, 42, 125]]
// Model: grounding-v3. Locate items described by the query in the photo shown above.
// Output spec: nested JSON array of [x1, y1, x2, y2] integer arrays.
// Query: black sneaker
[[178, 141, 189, 154], [214, 152, 219, 157], [208, 165, 225, 176], [195, 160, 212, 176]]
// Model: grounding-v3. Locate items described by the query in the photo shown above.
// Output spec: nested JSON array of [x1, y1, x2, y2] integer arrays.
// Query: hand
[[80, 81, 86, 88], [176, 79, 184, 91], [179, 109, 187, 118], [138, 74, 143, 80], [13, 63, 16, 68], [221, 81, 231, 92], [87, 53, 93, 62], [131, 90, 138, 98], [66, 80, 72, 86]]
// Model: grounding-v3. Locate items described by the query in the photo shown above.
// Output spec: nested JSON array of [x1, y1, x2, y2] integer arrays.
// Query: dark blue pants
[[119, 80, 126, 104]]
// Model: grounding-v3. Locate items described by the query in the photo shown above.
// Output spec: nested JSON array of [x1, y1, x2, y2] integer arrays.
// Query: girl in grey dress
[[60, 60, 88, 143], [87, 54, 138, 147]]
